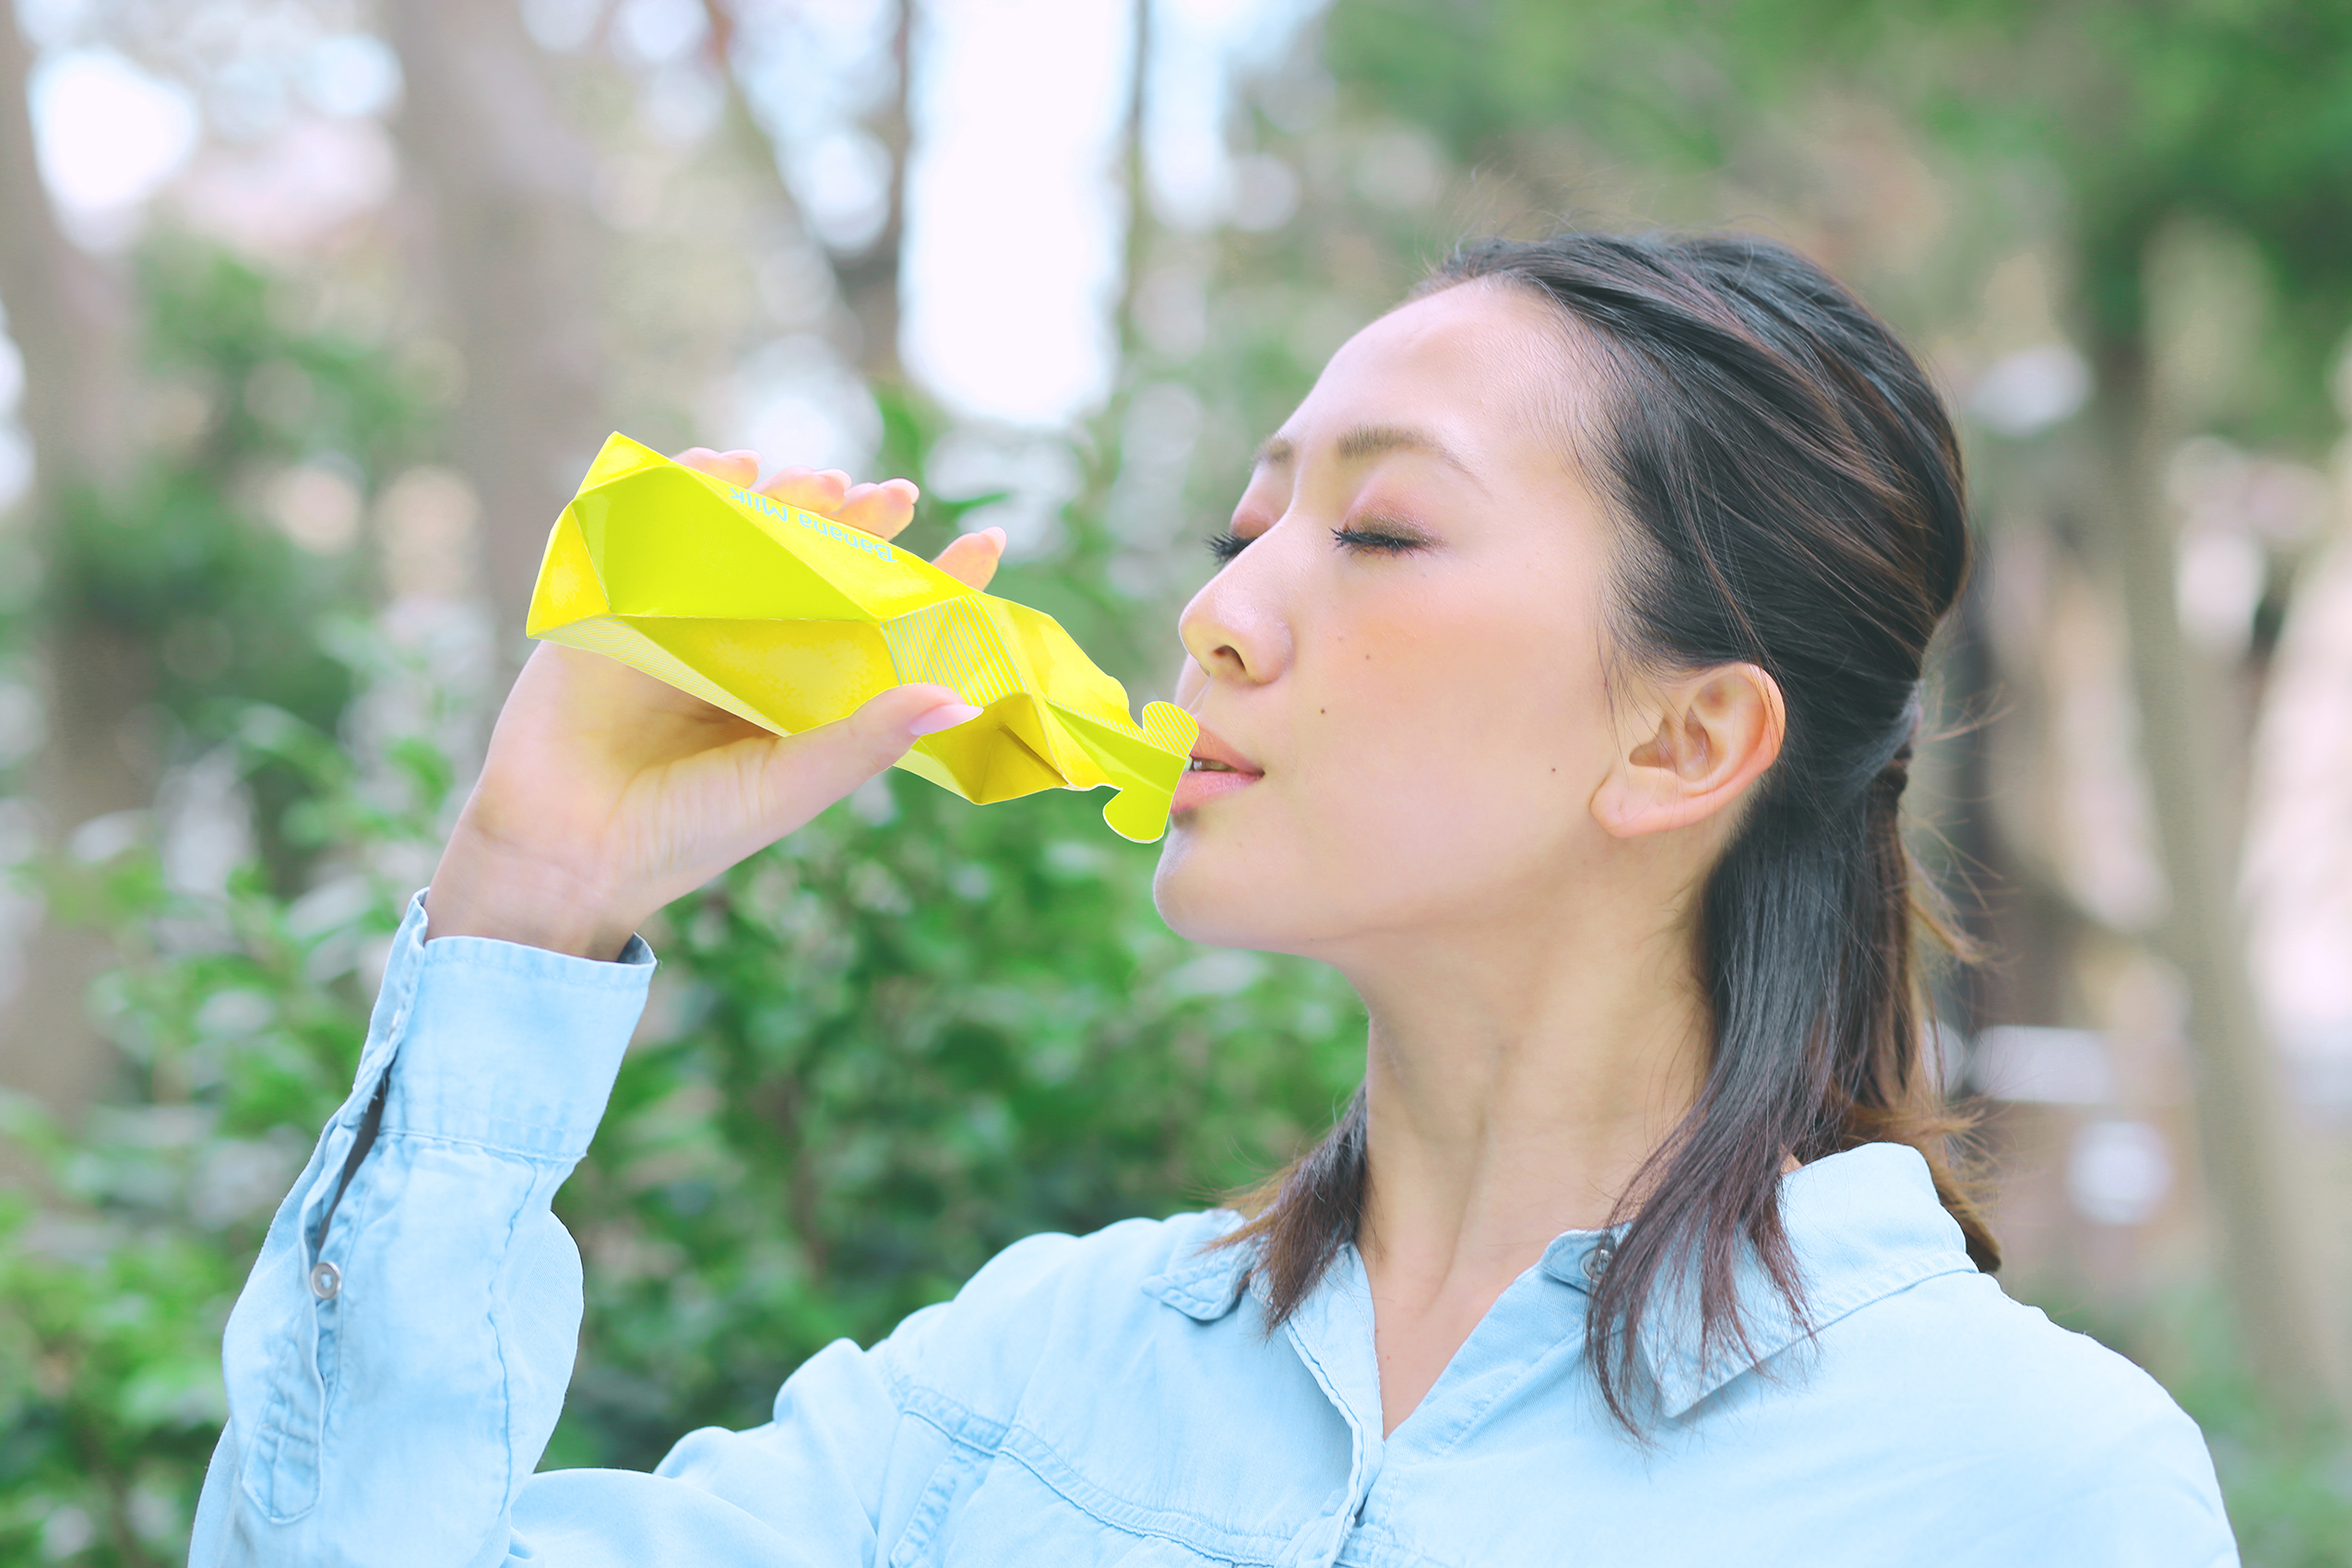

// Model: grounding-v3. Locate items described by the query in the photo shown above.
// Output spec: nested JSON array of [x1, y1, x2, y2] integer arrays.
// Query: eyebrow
[[1252, 424, 1486, 491]]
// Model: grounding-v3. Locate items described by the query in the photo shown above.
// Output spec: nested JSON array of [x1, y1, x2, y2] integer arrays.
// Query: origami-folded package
[[526, 434, 1200, 841]]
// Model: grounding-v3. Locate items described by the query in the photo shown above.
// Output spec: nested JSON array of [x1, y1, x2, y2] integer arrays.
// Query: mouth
[[1172, 726, 1262, 814]]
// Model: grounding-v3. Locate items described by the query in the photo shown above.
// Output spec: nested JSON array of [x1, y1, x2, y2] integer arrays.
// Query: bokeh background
[[0, 0, 2348, 1561]]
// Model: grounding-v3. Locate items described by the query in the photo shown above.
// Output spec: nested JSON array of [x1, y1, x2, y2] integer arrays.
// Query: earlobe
[[1590, 664, 1786, 840]]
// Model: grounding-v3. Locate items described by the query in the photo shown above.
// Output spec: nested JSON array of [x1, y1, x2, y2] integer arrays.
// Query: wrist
[[425, 826, 643, 961]]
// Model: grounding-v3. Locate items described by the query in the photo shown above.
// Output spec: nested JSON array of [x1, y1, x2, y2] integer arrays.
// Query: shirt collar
[[1140, 1213, 1254, 1322], [1143, 1144, 1978, 1418], [1538, 1141, 1978, 1417]]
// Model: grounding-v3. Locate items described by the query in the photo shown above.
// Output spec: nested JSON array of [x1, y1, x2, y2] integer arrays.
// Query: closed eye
[[1211, 525, 1427, 561], [1332, 526, 1425, 554]]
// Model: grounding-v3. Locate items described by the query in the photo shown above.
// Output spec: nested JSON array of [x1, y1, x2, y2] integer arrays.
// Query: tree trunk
[[1117, 0, 1150, 367], [2085, 318, 2347, 1420], [384, 0, 610, 638], [829, 0, 911, 386], [0, 5, 142, 1123]]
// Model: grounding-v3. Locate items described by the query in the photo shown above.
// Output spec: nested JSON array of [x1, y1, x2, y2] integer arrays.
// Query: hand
[[424, 449, 1007, 960]]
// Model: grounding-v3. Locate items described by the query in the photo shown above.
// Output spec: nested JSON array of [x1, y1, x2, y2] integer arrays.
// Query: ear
[[1590, 663, 1786, 839]]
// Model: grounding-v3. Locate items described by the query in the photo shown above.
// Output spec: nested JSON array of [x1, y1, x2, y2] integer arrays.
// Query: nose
[[1178, 538, 1291, 693]]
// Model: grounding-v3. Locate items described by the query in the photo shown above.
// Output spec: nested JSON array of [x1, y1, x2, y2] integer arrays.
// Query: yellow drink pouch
[[526, 434, 1199, 841]]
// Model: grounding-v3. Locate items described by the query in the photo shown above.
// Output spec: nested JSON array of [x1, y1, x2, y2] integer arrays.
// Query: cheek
[[1324, 580, 1609, 799], [1282, 576, 1618, 909]]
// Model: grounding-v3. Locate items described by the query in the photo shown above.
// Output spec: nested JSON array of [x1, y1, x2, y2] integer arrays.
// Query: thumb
[[755, 684, 981, 822]]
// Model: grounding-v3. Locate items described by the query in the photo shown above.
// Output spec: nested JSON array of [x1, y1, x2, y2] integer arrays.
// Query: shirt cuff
[[367, 890, 657, 1161]]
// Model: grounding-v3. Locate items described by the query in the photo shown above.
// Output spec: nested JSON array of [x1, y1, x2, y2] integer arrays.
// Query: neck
[[1338, 885, 1709, 1303]]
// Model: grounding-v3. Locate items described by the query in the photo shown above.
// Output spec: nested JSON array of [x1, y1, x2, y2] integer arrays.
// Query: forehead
[[1286, 280, 1588, 453]]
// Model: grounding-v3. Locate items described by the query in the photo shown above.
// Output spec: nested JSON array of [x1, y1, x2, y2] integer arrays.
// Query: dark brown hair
[[1218, 231, 1997, 1433]]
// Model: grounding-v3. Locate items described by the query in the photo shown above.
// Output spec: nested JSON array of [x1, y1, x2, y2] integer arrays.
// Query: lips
[[1171, 724, 1263, 813]]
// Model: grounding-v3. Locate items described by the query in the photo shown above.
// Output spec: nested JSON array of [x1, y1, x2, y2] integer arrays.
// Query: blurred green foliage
[[46, 242, 439, 894], [56, 245, 425, 729]]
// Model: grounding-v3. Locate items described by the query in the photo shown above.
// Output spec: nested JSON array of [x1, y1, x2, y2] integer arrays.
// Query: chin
[[1151, 820, 1378, 959], [1150, 822, 1227, 944], [1152, 820, 1292, 953]]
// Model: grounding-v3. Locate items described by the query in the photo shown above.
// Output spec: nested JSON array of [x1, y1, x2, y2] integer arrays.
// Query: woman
[[192, 232, 2235, 1566]]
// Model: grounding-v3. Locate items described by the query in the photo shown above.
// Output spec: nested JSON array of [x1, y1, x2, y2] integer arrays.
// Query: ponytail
[[1218, 231, 1995, 1435]]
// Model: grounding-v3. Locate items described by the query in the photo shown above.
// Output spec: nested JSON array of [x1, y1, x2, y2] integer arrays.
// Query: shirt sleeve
[[188, 891, 662, 1567], [501, 1328, 959, 1568]]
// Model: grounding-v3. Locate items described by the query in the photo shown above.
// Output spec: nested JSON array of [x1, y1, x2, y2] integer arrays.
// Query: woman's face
[[1154, 281, 1635, 962]]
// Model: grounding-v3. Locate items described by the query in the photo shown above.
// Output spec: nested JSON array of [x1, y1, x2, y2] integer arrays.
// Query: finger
[[759, 466, 851, 514], [752, 683, 981, 829], [930, 526, 1005, 591], [830, 478, 921, 540], [675, 447, 761, 485]]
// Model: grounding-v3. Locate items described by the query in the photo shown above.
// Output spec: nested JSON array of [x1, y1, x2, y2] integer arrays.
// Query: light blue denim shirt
[[191, 895, 2238, 1567]]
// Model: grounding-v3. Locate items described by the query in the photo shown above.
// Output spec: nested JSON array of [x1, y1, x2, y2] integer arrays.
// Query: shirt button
[[1582, 1241, 1615, 1285], [309, 1261, 342, 1301]]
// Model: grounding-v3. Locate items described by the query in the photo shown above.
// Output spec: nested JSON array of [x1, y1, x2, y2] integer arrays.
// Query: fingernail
[[982, 526, 1007, 549], [908, 703, 983, 737]]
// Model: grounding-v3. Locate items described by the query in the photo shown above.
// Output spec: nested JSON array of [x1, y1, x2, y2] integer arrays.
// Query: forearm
[[191, 894, 654, 1568]]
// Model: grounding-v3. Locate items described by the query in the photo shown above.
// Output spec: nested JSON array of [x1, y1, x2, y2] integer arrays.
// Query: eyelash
[[1206, 527, 1425, 562], [1333, 526, 1423, 554]]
